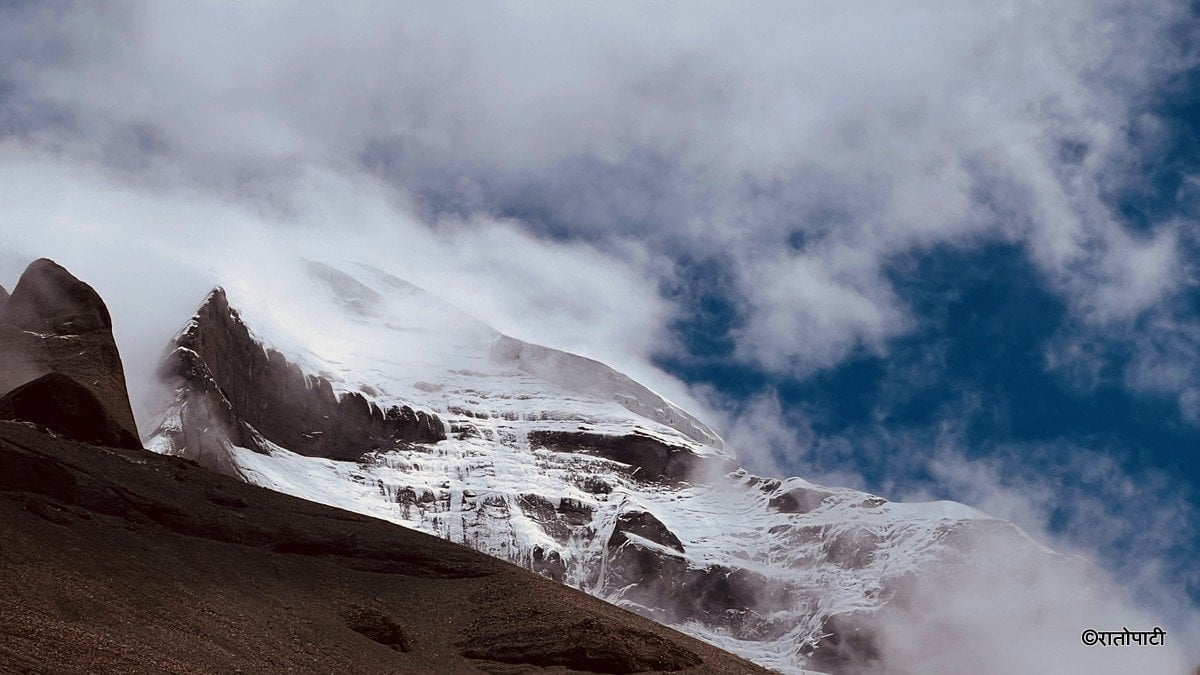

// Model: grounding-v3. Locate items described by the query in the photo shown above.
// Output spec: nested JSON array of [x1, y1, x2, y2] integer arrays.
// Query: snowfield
[[147, 261, 1045, 674]]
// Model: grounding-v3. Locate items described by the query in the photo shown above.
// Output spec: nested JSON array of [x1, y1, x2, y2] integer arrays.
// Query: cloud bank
[[4, 1, 1196, 380]]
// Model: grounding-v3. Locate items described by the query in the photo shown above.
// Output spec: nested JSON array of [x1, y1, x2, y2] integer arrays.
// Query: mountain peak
[[0, 259, 139, 447], [146, 260, 1038, 673], [2, 258, 113, 335]]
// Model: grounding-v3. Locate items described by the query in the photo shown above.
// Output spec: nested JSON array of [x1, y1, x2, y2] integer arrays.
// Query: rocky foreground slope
[[147, 261, 1052, 673], [0, 258, 764, 674], [0, 420, 764, 674]]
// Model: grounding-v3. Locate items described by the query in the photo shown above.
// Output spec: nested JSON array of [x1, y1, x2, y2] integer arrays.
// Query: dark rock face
[[603, 533, 794, 642], [531, 546, 567, 583], [0, 259, 139, 447], [0, 284, 8, 311], [609, 510, 684, 553], [160, 288, 444, 465], [340, 605, 411, 652], [768, 485, 836, 514], [601, 511, 796, 642], [0, 259, 114, 335], [528, 430, 734, 483], [0, 373, 141, 450]]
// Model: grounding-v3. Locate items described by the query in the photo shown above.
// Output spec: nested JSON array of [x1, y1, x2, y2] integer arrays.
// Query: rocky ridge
[[0, 258, 763, 674], [147, 261, 1045, 673]]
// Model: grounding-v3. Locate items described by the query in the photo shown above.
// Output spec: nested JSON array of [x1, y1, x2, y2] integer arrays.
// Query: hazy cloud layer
[[725, 386, 1200, 669], [0, 150, 695, 426], [3, 1, 1196, 378]]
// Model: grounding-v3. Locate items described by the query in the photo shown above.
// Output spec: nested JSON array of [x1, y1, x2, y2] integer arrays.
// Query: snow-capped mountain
[[147, 261, 1037, 674]]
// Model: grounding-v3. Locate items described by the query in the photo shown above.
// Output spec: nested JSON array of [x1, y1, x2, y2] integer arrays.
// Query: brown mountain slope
[[0, 420, 766, 674]]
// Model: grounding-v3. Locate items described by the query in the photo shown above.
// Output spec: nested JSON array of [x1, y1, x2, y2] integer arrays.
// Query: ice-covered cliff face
[[147, 261, 1035, 674]]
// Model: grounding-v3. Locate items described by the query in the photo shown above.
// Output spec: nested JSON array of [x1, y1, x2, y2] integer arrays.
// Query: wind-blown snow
[[147, 261, 1054, 674]]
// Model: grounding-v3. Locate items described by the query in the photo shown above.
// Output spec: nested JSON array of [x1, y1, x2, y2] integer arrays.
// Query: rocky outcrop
[[604, 536, 796, 642], [608, 510, 684, 553], [156, 288, 444, 467], [0, 373, 140, 450], [804, 611, 882, 674], [0, 259, 139, 447], [528, 430, 734, 482], [1, 259, 114, 335]]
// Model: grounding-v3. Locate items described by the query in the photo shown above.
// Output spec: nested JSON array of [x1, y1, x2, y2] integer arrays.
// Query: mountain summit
[[148, 261, 1050, 673], [0, 259, 762, 674], [0, 258, 139, 449]]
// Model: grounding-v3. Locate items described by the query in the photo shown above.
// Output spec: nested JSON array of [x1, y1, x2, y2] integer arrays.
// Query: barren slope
[[0, 420, 766, 674]]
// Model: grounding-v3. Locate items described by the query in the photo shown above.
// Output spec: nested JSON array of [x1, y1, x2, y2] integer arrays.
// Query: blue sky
[[2, 0, 1198, 658], [654, 50, 1200, 607]]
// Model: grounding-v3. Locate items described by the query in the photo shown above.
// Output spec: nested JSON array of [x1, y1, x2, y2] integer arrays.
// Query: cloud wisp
[[3, 1, 1197, 380]]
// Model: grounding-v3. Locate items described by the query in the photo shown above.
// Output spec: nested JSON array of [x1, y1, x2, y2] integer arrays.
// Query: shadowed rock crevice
[[159, 288, 444, 463], [528, 430, 732, 483], [340, 605, 411, 652]]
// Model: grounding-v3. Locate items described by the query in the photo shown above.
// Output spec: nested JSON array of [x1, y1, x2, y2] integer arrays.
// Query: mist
[[0, 150, 690, 433]]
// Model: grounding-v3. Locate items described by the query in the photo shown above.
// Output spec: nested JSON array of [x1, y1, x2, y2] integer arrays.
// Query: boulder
[[0, 373, 141, 449]]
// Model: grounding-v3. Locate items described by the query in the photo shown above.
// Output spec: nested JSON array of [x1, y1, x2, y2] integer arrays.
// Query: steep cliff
[[147, 262, 1044, 673], [0, 259, 139, 449], [154, 287, 444, 472]]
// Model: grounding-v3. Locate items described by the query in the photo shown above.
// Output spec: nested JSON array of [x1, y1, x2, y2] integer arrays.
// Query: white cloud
[[712, 385, 1200, 668], [897, 438, 1200, 669], [0, 148, 688, 431], [864, 526, 1193, 674], [3, 1, 1195, 381]]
